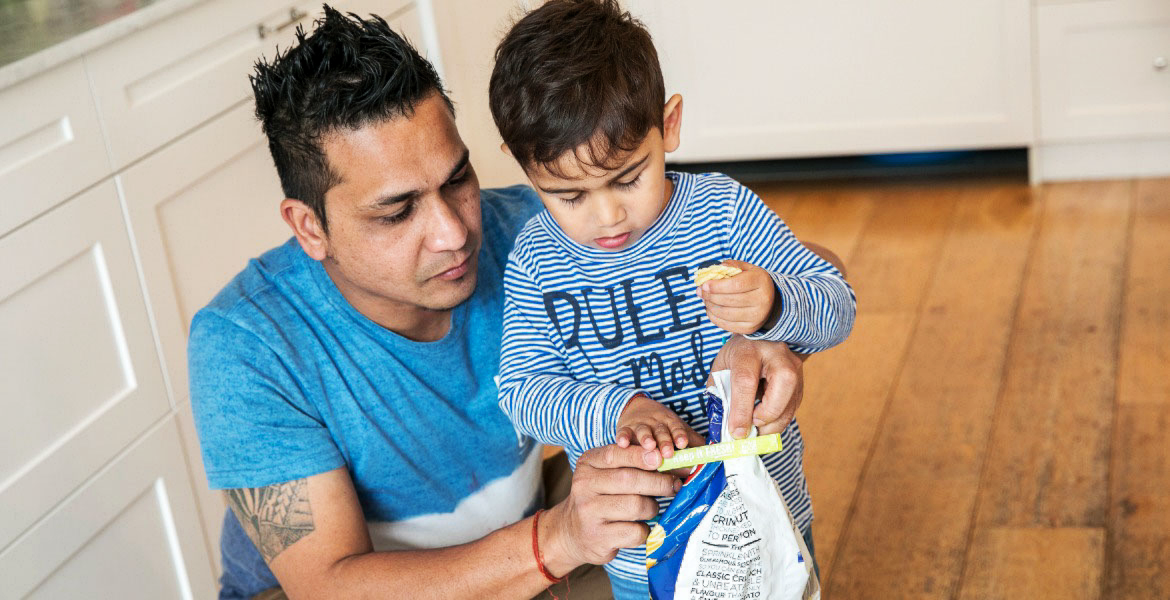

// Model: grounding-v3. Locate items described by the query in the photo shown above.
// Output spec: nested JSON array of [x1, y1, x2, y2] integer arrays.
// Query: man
[[190, 8, 819, 599]]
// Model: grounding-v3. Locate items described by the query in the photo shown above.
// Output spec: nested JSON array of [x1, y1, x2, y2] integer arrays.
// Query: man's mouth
[[434, 255, 471, 281], [594, 232, 631, 249]]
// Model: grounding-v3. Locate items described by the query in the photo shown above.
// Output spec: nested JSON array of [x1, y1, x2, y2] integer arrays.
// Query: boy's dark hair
[[251, 5, 451, 232], [489, 0, 665, 176]]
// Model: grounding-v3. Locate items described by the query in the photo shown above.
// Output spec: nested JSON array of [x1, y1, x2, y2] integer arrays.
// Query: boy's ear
[[281, 197, 329, 261], [663, 94, 683, 153], [499, 142, 513, 157]]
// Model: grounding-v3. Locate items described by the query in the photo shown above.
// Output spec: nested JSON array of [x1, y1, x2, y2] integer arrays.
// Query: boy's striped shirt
[[498, 171, 856, 583]]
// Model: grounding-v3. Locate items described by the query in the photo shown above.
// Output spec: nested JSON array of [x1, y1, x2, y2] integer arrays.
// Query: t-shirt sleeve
[[188, 310, 344, 490], [725, 181, 857, 353]]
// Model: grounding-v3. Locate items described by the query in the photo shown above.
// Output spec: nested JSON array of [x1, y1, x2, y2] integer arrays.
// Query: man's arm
[[232, 448, 678, 600]]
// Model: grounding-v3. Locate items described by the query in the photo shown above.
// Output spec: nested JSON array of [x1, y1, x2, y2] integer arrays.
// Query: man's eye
[[445, 169, 470, 187], [380, 203, 414, 224]]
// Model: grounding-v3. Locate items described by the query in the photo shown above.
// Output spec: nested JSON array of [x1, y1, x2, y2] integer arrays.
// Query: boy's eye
[[558, 193, 584, 205], [615, 172, 642, 190]]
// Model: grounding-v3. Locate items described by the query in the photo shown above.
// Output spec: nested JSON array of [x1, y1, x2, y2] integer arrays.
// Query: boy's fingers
[[671, 425, 691, 449], [702, 276, 752, 295], [654, 423, 675, 458], [698, 291, 759, 308], [616, 427, 632, 447], [635, 424, 656, 449], [705, 304, 762, 323]]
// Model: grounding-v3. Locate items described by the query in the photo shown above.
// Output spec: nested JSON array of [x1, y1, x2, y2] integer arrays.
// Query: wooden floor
[[749, 176, 1170, 599]]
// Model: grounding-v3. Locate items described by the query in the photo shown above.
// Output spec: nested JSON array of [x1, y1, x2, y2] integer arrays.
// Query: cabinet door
[[0, 417, 216, 599], [0, 181, 171, 551], [117, 103, 291, 409], [0, 59, 110, 235], [625, 0, 1033, 161], [1037, 0, 1170, 141]]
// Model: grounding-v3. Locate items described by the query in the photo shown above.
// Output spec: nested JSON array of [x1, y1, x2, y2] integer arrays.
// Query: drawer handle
[[1155, 56, 1167, 72], [258, 8, 309, 39]]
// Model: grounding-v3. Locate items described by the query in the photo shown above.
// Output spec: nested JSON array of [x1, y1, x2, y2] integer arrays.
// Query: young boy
[[490, 1, 856, 597]]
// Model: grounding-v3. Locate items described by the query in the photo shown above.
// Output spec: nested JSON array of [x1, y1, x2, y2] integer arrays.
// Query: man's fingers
[[582, 444, 662, 471], [729, 365, 763, 439], [753, 356, 800, 427], [587, 466, 680, 497]]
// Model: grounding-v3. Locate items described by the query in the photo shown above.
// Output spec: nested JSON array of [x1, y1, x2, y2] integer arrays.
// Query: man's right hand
[[539, 444, 682, 574]]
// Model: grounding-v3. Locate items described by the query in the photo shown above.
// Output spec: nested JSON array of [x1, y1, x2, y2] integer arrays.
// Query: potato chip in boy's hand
[[696, 260, 780, 335], [616, 395, 703, 459]]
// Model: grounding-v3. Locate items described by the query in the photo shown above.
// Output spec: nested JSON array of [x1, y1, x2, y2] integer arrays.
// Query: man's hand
[[709, 335, 805, 439], [540, 445, 681, 573], [697, 260, 779, 335], [616, 395, 705, 458]]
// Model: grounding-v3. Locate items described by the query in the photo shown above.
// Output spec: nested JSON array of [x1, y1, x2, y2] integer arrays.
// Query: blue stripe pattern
[[498, 171, 856, 583]]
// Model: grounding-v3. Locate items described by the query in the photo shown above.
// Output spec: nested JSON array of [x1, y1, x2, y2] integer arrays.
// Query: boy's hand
[[616, 395, 702, 459], [697, 260, 779, 335]]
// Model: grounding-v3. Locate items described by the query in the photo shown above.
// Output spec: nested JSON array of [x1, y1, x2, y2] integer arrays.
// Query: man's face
[[316, 93, 482, 331], [524, 130, 672, 252]]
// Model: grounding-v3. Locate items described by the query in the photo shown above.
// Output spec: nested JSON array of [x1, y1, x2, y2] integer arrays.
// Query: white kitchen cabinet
[[0, 416, 217, 599], [624, 0, 1033, 162], [117, 102, 291, 408], [1037, 0, 1170, 142], [0, 181, 171, 553], [0, 59, 110, 236]]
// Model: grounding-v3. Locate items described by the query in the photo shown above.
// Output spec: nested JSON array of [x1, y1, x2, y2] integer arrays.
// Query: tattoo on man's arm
[[226, 479, 314, 562]]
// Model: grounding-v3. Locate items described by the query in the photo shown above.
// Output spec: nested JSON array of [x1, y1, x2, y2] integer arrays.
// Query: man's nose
[[595, 196, 626, 228], [424, 195, 469, 253]]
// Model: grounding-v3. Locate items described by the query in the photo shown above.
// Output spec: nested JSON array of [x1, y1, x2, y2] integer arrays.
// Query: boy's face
[[521, 96, 683, 252]]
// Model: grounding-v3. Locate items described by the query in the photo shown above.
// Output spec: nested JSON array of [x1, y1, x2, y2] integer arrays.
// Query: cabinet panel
[[626, 0, 1033, 161], [0, 417, 216, 599], [0, 180, 170, 550], [0, 59, 109, 235], [85, 0, 312, 169], [117, 103, 291, 405], [1037, 0, 1170, 141]]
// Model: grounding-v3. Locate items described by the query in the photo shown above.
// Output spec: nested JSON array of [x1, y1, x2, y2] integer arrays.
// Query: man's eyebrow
[[368, 149, 471, 209], [538, 153, 649, 194]]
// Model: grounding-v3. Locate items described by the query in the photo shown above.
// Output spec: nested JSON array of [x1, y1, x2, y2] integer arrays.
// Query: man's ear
[[499, 142, 513, 157], [280, 198, 328, 261], [663, 94, 683, 153]]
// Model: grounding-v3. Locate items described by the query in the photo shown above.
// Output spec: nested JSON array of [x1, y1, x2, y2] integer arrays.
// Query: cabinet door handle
[[1155, 56, 1167, 71], [258, 8, 309, 39]]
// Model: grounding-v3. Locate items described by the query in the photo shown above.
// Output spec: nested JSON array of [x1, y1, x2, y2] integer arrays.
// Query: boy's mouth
[[593, 232, 631, 249]]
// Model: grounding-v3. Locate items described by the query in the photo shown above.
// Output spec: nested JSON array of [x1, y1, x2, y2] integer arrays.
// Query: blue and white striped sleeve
[[497, 256, 640, 456], [727, 183, 856, 353]]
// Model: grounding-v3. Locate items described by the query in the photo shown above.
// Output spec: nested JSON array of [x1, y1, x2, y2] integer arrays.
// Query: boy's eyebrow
[[538, 153, 649, 194], [368, 149, 471, 208]]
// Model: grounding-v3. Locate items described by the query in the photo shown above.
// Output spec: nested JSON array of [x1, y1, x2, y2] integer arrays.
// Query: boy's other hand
[[616, 395, 702, 459], [697, 260, 779, 335]]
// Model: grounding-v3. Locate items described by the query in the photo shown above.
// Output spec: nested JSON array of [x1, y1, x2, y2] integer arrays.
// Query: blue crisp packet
[[646, 392, 726, 599]]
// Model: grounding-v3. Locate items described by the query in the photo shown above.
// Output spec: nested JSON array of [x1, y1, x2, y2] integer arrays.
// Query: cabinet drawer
[[0, 180, 170, 550], [1037, 0, 1170, 141], [0, 417, 216, 599], [85, 0, 416, 171], [0, 59, 110, 236], [85, 0, 303, 170]]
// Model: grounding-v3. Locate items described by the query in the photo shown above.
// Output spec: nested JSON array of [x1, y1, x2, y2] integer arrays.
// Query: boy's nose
[[596, 196, 626, 228]]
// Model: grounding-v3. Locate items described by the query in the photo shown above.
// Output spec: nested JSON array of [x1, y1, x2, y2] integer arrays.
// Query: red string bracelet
[[531, 509, 565, 586]]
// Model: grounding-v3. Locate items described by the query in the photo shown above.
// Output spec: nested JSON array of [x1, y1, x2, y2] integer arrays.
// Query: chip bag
[[646, 370, 821, 600]]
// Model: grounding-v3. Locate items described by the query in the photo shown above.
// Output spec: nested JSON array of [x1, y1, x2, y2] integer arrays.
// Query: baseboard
[[1033, 138, 1170, 183]]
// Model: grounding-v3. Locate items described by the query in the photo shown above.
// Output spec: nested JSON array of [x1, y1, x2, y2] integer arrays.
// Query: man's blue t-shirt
[[188, 186, 542, 598]]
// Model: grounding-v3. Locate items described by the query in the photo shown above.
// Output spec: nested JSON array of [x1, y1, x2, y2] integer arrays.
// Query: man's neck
[[322, 260, 453, 342]]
